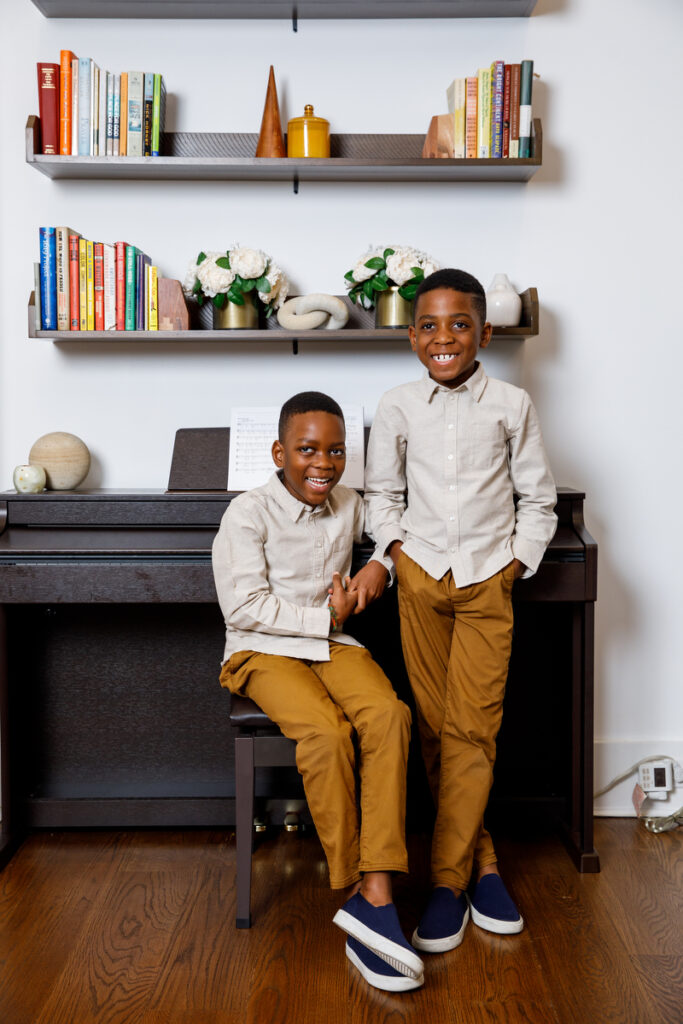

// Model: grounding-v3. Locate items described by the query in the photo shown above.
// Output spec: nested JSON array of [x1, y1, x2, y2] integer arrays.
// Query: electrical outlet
[[638, 760, 673, 799]]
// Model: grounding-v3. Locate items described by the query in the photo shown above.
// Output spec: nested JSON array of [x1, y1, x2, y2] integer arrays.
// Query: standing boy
[[212, 391, 424, 992], [361, 269, 557, 951]]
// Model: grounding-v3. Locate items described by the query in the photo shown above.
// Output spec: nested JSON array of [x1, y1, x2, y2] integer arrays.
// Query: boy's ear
[[272, 439, 284, 467], [408, 325, 417, 352], [479, 321, 493, 350]]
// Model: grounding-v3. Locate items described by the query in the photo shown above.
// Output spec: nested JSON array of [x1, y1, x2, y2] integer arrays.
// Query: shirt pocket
[[462, 421, 508, 469]]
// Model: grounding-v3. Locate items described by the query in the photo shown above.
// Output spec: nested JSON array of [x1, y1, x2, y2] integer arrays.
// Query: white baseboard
[[594, 739, 683, 817]]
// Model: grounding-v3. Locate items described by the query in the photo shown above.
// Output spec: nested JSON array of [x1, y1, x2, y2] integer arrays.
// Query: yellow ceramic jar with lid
[[287, 105, 330, 158]]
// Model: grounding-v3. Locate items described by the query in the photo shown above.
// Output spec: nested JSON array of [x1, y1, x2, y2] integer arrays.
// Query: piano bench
[[229, 693, 298, 928]]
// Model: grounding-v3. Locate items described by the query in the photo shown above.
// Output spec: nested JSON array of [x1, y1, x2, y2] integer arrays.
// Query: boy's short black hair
[[278, 391, 345, 441], [414, 268, 487, 326]]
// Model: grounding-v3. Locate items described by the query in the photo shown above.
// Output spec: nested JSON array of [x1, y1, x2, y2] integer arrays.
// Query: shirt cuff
[[305, 605, 335, 639], [376, 526, 406, 561], [512, 536, 548, 578], [369, 550, 395, 586]]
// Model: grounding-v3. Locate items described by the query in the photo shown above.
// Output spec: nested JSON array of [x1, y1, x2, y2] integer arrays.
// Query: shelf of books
[[30, 1, 538, 21], [26, 117, 542, 184], [28, 288, 539, 346]]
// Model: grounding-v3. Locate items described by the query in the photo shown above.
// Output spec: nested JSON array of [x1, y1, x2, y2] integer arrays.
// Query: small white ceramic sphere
[[486, 274, 522, 327], [28, 432, 91, 490], [13, 464, 47, 493]]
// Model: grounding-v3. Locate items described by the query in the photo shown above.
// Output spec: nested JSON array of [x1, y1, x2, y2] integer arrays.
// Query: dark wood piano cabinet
[[0, 487, 599, 872]]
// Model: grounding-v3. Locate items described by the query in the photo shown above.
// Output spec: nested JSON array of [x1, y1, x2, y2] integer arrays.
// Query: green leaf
[[212, 293, 226, 309], [263, 303, 275, 318], [255, 276, 271, 293], [242, 279, 256, 292], [227, 287, 245, 306], [215, 257, 230, 270], [192, 279, 202, 295], [196, 293, 204, 306], [363, 279, 375, 301], [371, 277, 389, 292], [375, 270, 389, 287], [399, 284, 418, 301], [383, 248, 395, 260], [197, 251, 207, 265], [344, 270, 355, 282], [410, 267, 425, 281], [364, 257, 386, 270]]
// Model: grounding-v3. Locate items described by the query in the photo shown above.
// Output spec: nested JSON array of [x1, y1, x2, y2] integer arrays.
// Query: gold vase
[[212, 298, 259, 330], [375, 286, 414, 329]]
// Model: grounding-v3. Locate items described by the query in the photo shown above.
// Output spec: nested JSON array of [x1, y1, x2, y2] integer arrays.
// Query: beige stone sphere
[[28, 432, 91, 490]]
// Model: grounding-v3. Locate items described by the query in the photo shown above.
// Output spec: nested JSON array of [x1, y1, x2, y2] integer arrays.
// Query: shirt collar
[[265, 471, 335, 522], [419, 361, 488, 403]]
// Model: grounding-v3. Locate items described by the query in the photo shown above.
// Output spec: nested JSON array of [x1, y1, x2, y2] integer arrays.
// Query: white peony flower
[[420, 259, 439, 279], [386, 249, 421, 286], [182, 259, 200, 297], [196, 254, 235, 298], [351, 251, 382, 283], [259, 262, 289, 309], [230, 246, 267, 281]]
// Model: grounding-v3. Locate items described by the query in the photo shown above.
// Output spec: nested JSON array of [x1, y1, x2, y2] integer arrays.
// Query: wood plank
[[30, 1, 538, 20]]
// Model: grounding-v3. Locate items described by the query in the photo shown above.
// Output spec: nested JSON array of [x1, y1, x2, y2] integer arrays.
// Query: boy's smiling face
[[271, 410, 346, 506], [409, 287, 492, 389]]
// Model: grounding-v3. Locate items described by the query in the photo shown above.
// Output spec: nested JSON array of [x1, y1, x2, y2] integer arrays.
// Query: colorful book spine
[[37, 63, 60, 155], [119, 73, 128, 156], [127, 71, 144, 157], [519, 59, 534, 158], [465, 77, 478, 159], [86, 239, 95, 330], [125, 244, 137, 329], [94, 242, 105, 330], [447, 78, 466, 160], [143, 72, 154, 157], [115, 241, 127, 329], [71, 58, 79, 155], [78, 237, 87, 330], [105, 71, 114, 156], [490, 61, 505, 159], [77, 57, 91, 156], [113, 74, 121, 156], [509, 64, 521, 158], [39, 227, 57, 330], [502, 64, 511, 158], [147, 265, 158, 330], [59, 50, 76, 154], [55, 225, 72, 331], [477, 66, 491, 159], [151, 73, 165, 157], [103, 243, 116, 330], [69, 232, 80, 329], [135, 250, 147, 330], [91, 63, 100, 156]]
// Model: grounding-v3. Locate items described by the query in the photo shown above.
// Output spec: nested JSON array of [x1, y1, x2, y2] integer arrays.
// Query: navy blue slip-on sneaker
[[412, 886, 469, 953], [468, 874, 523, 935], [333, 892, 424, 979], [346, 937, 424, 993]]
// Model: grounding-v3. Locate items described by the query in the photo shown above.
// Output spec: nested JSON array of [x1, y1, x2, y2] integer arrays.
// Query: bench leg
[[235, 735, 255, 928]]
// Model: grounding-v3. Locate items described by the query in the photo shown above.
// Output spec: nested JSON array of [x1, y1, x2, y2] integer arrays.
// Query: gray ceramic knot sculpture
[[277, 294, 349, 330]]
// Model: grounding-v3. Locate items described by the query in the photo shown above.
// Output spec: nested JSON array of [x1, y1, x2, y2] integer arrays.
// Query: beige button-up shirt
[[212, 472, 389, 664], [364, 365, 557, 586]]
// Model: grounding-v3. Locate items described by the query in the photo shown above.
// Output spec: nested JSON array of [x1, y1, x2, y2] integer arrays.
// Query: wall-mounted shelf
[[29, 1, 538, 20], [26, 117, 542, 185], [28, 289, 539, 352]]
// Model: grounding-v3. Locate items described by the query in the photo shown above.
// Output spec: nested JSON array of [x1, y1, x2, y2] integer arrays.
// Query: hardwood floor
[[0, 819, 680, 1023]]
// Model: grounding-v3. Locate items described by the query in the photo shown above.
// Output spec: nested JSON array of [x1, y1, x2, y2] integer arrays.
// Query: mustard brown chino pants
[[396, 552, 515, 892], [220, 642, 411, 889]]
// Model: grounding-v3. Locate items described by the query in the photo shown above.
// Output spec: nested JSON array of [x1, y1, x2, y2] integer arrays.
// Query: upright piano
[[0, 435, 599, 873]]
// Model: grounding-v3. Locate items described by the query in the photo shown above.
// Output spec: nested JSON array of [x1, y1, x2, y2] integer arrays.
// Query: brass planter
[[213, 297, 259, 330], [374, 286, 414, 329]]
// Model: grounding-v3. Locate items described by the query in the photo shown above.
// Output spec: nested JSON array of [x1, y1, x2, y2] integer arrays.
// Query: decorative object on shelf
[[157, 278, 190, 331], [344, 244, 438, 326], [183, 246, 289, 328], [486, 273, 522, 327], [277, 294, 349, 331], [213, 299, 258, 330], [375, 286, 415, 329], [255, 66, 286, 158], [28, 431, 91, 490], [422, 114, 455, 159], [13, 464, 47, 493], [287, 105, 330, 158]]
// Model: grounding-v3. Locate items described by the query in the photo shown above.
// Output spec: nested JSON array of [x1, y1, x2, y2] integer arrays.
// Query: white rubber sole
[[412, 904, 470, 952], [346, 942, 424, 993], [333, 908, 424, 979], [467, 896, 524, 935]]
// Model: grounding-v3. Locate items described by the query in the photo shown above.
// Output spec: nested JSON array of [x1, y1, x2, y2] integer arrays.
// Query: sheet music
[[228, 405, 365, 492]]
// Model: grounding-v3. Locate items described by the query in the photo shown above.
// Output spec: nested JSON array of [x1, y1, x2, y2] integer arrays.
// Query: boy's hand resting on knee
[[328, 572, 359, 632], [347, 561, 390, 612]]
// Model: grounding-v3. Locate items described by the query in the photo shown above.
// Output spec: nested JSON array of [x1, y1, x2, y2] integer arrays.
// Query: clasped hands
[[327, 560, 390, 629]]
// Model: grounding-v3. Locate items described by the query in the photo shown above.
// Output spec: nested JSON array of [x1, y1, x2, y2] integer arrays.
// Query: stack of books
[[36, 52, 166, 157], [446, 59, 535, 159], [36, 227, 160, 333]]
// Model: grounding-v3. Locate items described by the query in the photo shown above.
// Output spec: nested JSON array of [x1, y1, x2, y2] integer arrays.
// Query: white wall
[[1, 0, 682, 815]]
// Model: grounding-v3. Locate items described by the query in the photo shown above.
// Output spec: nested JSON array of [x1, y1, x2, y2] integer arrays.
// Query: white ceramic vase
[[486, 274, 522, 327]]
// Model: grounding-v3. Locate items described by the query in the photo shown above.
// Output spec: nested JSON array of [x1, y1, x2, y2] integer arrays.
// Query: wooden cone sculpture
[[255, 66, 286, 158]]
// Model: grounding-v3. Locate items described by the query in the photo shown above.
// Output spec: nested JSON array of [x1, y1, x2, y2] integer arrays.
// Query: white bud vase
[[486, 274, 522, 327]]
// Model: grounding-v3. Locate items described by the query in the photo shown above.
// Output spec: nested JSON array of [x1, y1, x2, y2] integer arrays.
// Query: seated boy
[[361, 269, 558, 952], [212, 391, 424, 992]]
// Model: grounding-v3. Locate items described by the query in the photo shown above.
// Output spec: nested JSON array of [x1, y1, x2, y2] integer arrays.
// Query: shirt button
[[449, 484, 455, 491], [448, 423, 454, 429], [450, 546, 456, 553], [449, 515, 455, 521], [447, 454, 454, 461]]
